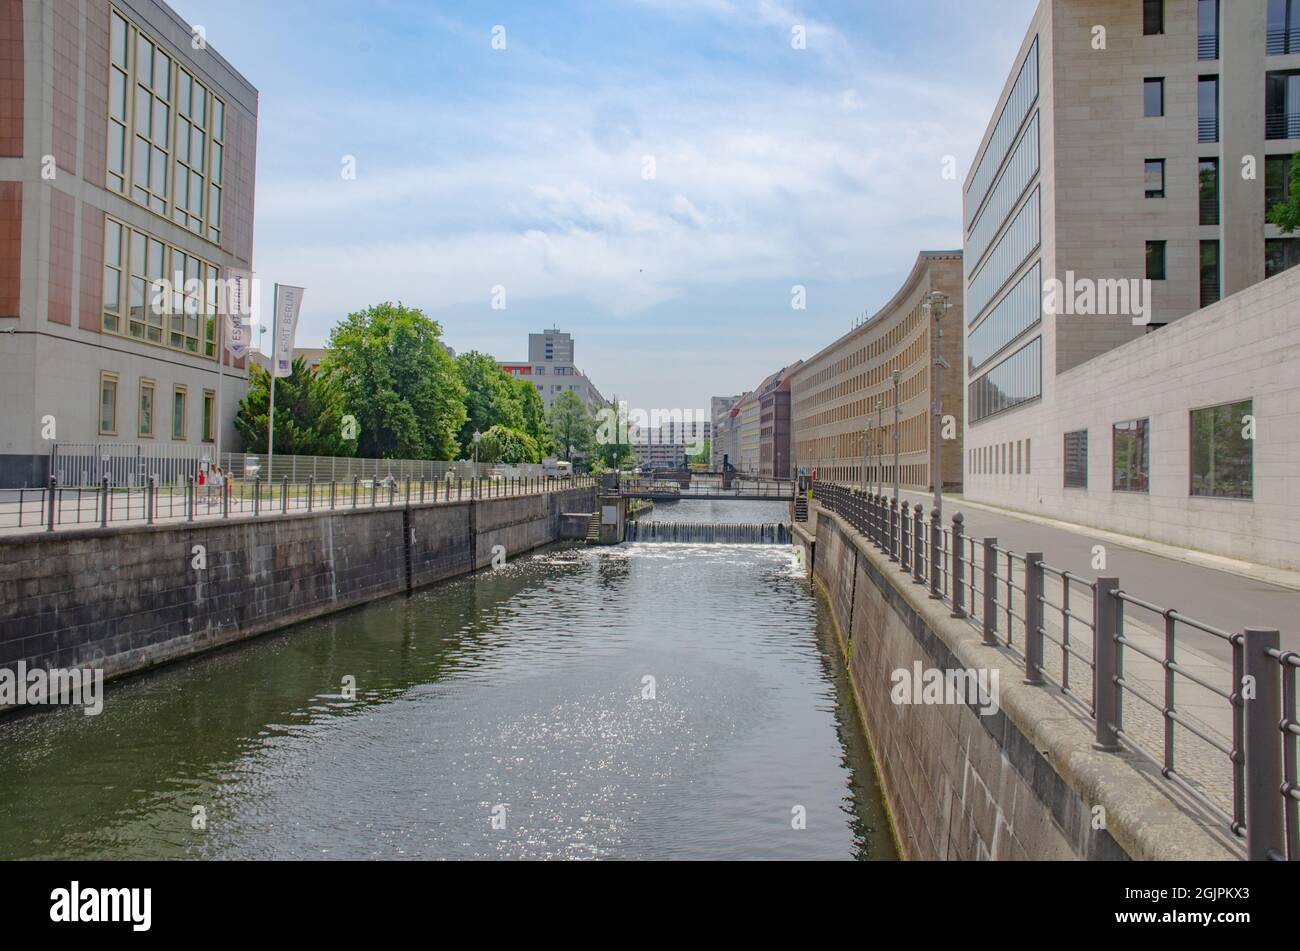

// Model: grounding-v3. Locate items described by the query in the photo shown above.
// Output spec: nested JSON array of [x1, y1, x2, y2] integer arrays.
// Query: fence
[[1, 474, 596, 533], [811, 481, 1297, 862], [48, 443, 551, 488]]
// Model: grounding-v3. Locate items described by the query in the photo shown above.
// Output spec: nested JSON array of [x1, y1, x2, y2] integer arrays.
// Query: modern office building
[[962, 0, 1300, 569], [709, 395, 738, 469], [499, 327, 609, 417], [790, 251, 965, 490], [0, 0, 257, 487], [757, 361, 801, 480], [733, 391, 762, 475]]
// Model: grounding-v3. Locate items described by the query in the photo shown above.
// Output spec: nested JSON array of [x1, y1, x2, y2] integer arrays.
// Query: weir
[[623, 521, 792, 544]]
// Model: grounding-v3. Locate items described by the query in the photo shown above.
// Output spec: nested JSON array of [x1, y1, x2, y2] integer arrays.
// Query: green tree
[[512, 375, 551, 457], [546, 390, 595, 461], [593, 401, 636, 470], [1266, 152, 1300, 233], [688, 439, 711, 466], [234, 357, 353, 457], [477, 425, 540, 465], [456, 351, 525, 455], [320, 302, 466, 460]]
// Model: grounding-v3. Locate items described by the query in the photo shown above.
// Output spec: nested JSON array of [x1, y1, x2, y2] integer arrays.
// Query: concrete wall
[[798, 505, 1238, 860], [0, 486, 595, 692]]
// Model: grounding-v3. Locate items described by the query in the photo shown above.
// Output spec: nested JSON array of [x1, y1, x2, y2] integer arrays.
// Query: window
[[1266, 70, 1300, 139], [1025, 439, 1031, 474], [202, 390, 216, 443], [1144, 0, 1164, 35], [1199, 158, 1219, 225], [1266, 237, 1300, 277], [102, 216, 217, 356], [1016, 440, 1023, 474], [1266, 154, 1293, 213], [1064, 431, 1087, 488], [1201, 240, 1221, 307], [1198, 0, 1219, 59], [1144, 78, 1164, 117], [106, 6, 226, 241], [1146, 240, 1167, 280], [1190, 400, 1253, 499], [1113, 419, 1150, 493], [139, 379, 155, 437], [99, 372, 119, 436], [172, 385, 187, 440], [1145, 159, 1165, 198], [968, 337, 1041, 423], [1198, 76, 1219, 142], [1269, 0, 1300, 55]]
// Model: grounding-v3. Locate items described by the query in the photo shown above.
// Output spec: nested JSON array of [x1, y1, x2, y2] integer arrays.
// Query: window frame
[[1189, 399, 1254, 500], [1064, 430, 1088, 489], [202, 389, 216, 443], [1145, 158, 1166, 198], [138, 378, 155, 438], [1144, 77, 1165, 118], [1112, 418, 1151, 494], [1146, 240, 1168, 281], [99, 371, 120, 437], [172, 384, 188, 441], [1144, 0, 1165, 36]]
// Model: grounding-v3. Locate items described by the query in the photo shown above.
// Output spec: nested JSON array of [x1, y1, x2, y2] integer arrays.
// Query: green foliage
[[477, 425, 540, 465], [234, 357, 353, 457], [688, 439, 711, 466], [1265, 152, 1300, 234], [511, 374, 551, 454], [456, 351, 526, 457], [592, 402, 636, 469], [320, 302, 466, 460], [546, 390, 596, 461]]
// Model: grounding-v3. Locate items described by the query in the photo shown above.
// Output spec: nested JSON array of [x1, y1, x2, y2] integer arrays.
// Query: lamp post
[[924, 290, 951, 518], [874, 398, 883, 496], [891, 369, 900, 509], [472, 429, 481, 497]]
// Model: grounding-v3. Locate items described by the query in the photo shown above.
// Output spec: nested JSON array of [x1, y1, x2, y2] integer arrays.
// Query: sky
[[167, 0, 1039, 416]]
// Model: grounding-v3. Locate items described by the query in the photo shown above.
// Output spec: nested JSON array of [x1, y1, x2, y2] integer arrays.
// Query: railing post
[[1093, 577, 1122, 751], [1242, 628, 1285, 861], [888, 499, 898, 562], [900, 496, 911, 573], [929, 508, 941, 598], [222, 478, 230, 520], [982, 538, 997, 644], [951, 513, 966, 619], [100, 475, 110, 528], [307, 476, 315, 512], [254, 476, 261, 517], [46, 477, 57, 532], [371, 478, 378, 508], [1024, 552, 1044, 684], [282, 476, 289, 514], [145, 476, 155, 528], [913, 505, 925, 586], [352, 475, 359, 508], [330, 479, 336, 510]]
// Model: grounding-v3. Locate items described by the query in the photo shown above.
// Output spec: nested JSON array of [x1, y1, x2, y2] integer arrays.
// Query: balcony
[[1267, 112, 1300, 140], [1198, 116, 1219, 143]]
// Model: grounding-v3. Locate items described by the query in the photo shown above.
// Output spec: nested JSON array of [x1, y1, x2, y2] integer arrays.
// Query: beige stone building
[[789, 251, 965, 491]]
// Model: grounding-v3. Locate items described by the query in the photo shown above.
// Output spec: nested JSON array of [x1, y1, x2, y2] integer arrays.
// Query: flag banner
[[273, 285, 306, 378], [223, 268, 254, 360]]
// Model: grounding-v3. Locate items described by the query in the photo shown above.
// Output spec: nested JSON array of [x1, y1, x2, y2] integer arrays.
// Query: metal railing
[[1198, 116, 1219, 143], [1266, 112, 1300, 140], [1, 474, 596, 533], [1266, 28, 1300, 56], [810, 481, 1295, 860], [1198, 33, 1219, 60]]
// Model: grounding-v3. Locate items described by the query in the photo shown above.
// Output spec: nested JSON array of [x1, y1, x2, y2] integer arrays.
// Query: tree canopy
[[234, 357, 353, 457]]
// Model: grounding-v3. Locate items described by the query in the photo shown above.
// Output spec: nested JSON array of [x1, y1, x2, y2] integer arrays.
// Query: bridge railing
[[810, 481, 1295, 861], [1, 475, 596, 534]]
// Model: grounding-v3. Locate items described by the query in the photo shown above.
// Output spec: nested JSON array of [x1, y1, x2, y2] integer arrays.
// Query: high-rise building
[[499, 327, 609, 417], [757, 362, 801, 480], [0, 0, 258, 487]]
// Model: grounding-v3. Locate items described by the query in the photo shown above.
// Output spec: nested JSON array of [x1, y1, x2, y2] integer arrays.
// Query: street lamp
[[891, 369, 900, 510], [472, 429, 481, 496], [924, 290, 951, 518], [875, 398, 883, 497]]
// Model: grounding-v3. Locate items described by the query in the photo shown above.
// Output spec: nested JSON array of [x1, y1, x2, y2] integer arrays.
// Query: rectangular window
[[138, 379, 155, 437], [99, 372, 119, 436], [1198, 0, 1219, 59], [1016, 440, 1023, 474], [1146, 240, 1167, 280], [1201, 240, 1221, 307], [1198, 76, 1219, 142], [1144, 78, 1165, 117], [1144, 0, 1164, 35], [1190, 400, 1253, 499], [1269, 0, 1300, 55], [1145, 159, 1165, 198], [1113, 419, 1150, 493], [1266, 237, 1300, 277], [1064, 430, 1088, 488], [172, 385, 187, 440], [969, 337, 1042, 424], [1266, 70, 1300, 139], [202, 389, 215, 442], [1199, 158, 1220, 225], [1266, 154, 1292, 213], [1025, 439, 1031, 474]]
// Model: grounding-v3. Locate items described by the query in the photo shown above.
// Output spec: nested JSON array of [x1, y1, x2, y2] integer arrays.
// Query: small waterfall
[[623, 522, 792, 544]]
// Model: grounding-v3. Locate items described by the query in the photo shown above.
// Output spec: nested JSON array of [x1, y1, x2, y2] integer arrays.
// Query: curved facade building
[[788, 251, 965, 490]]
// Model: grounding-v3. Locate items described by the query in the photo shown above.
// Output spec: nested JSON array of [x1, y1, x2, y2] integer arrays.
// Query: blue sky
[[168, 0, 1038, 414]]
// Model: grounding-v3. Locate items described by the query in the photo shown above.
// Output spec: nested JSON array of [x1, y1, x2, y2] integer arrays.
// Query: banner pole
[[267, 282, 278, 486], [215, 292, 225, 468]]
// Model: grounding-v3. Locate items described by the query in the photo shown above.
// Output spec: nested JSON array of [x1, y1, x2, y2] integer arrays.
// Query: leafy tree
[[456, 351, 525, 456], [320, 302, 466, 460], [512, 374, 551, 457], [477, 425, 540, 465], [234, 357, 353, 457], [593, 401, 636, 470], [1266, 152, 1300, 233], [688, 439, 711, 466], [546, 390, 595, 461]]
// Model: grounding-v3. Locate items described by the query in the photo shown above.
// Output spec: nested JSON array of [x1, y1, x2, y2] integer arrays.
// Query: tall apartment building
[[499, 327, 609, 417], [789, 251, 965, 489], [962, 0, 1300, 569], [757, 361, 800, 480], [0, 0, 257, 487]]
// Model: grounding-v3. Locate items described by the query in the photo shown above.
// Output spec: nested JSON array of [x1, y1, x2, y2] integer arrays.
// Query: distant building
[[499, 327, 609, 417], [734, 392, 761, 476], [709, 396, 739, 469], [757, 362, 801, 480]]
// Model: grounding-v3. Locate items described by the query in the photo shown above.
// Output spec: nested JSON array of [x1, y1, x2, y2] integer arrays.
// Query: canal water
[[0, 500, 896, 860]]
